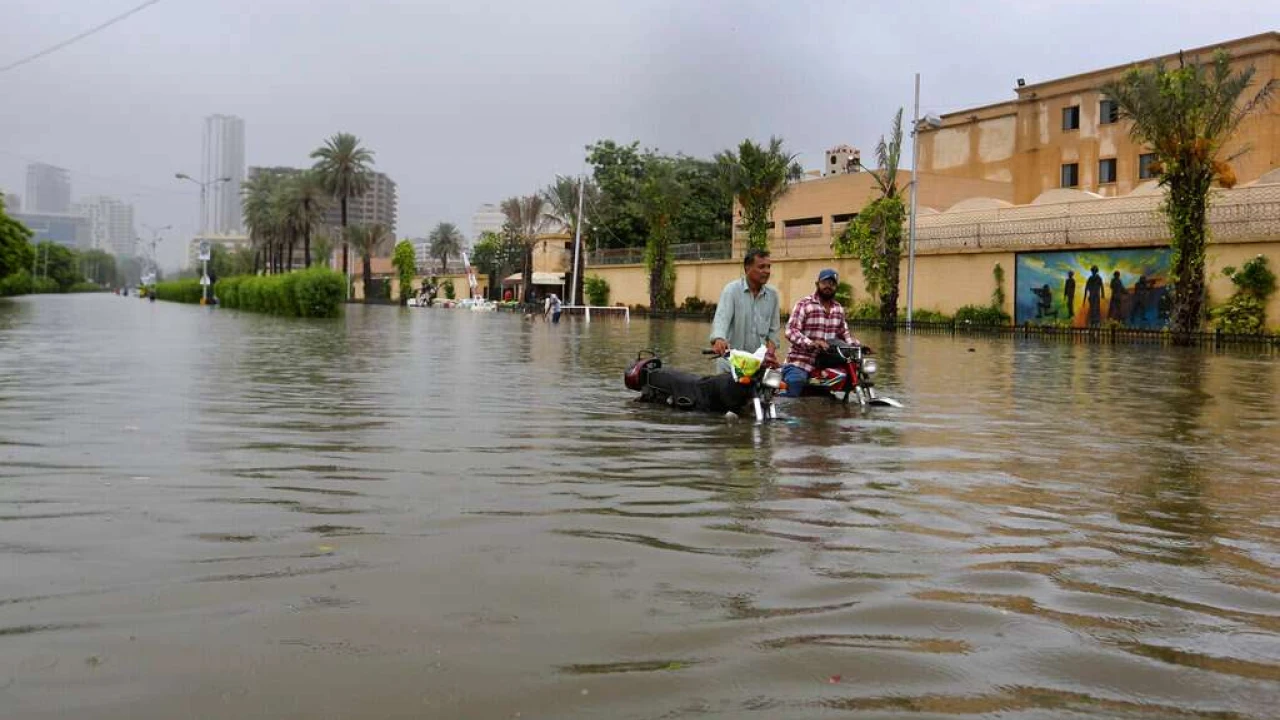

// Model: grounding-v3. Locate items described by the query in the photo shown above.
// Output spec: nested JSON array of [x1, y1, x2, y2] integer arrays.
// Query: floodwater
[[1, 294, 1277, 720]]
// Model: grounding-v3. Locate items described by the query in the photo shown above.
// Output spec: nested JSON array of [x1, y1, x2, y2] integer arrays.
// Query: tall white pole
[[906, 73, 921, 328], [200, 183, 210, 304], [569, 173, 586, 307]]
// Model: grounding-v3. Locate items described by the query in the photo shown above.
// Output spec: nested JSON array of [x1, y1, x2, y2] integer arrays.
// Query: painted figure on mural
[[1109, 271, 1126, 320], [1063, 270, 1076, 319], [1085, 266, 1105, 326], [1130, 276, 1150, 324], [1031, 284, 1053, 318]]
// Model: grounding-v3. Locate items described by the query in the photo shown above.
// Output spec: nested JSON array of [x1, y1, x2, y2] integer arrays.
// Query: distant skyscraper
[[74, 196, 137, 257], [471, 203, 505, 243], [25, 163, 71, 213], [202, 114, 245, 234]]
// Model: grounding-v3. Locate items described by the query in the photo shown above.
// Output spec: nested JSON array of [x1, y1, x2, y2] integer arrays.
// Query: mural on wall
[[1015, 248, 1172, 328]]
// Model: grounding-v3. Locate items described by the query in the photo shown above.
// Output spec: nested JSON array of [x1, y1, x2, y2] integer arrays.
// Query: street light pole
[[906, 74, 942, 328], [175, 173, 231, 304], [907, 73, 921, 328]]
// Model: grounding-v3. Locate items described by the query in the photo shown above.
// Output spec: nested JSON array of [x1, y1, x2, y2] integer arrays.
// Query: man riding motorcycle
[[780, 268, 859, 397]]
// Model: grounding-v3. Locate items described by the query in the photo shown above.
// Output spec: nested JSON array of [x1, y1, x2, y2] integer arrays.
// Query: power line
[[0, 0, 167, 74]]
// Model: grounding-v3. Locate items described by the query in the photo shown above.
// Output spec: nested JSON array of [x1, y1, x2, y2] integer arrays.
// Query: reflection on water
[[0, 294, 1277, 720]]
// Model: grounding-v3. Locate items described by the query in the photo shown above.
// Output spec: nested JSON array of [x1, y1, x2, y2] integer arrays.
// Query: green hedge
[[215, 267, 345, 318], [0, 270, 33, 296], [155, 278, 204, 303]]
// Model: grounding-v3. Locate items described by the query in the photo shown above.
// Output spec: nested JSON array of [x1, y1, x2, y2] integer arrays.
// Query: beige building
[[741, 169, 1013, 258], [916, 32, 1280, 203]]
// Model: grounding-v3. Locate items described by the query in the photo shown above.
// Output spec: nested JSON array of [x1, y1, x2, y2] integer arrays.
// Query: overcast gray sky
[[2, 0, 1275, 269]]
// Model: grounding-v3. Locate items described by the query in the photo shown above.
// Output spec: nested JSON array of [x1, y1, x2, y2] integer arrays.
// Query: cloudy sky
[[2, 0, 1275, 269]]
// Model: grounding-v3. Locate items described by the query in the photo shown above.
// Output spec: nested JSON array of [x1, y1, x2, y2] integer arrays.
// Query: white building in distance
[[25, 163, 71, 214], [471, 203, 505, 243], [73, 196, 137, 256], [202, 114, 245, 234]]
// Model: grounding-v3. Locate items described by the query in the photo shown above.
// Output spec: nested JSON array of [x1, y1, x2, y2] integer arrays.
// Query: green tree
[[311, 133, 374, 282], [311, 232, 336, 270], [501, 195, 549, 303], [715, 136, 803, 251], [585, 140, 648, 250], [34, 241, 83, 291], [1100, 49, 1276, 343], [1, 195, 35, 286], [470, 229, 523, 300], [283, 170, 329, 268], [834, 109, 907, 325], [668, 155, 733, 247], [241, 170, 284, 274], [543, 175, 598, 303], [427, 221, 464, 273], [79, 248, 118, 286], [640, 157, 685, 310], [392, 239, 416, 305], [347, 223, 391, 301]]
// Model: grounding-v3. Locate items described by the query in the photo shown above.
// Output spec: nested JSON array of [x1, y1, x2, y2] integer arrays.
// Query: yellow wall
[[587, 239, 1280, 329], [918, 32, 1280, 204]]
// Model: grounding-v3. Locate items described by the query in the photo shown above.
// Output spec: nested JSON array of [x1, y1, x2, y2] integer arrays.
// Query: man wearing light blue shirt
[[709, 249, 781, 373]]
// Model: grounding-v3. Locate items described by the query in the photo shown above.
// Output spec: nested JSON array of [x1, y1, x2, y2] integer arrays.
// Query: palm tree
[[347, 223, 392, 301], [500, 195, 549, 303], [310, 133, 374, 281], [1100, 50, 1275, 343], [542, 175, 597, 304], [715, 137, 803, 251], [640, 158, 684, 310], [427, 221, 464, 274], [284, 170, 329, 268], [836, 108, 908, 325], [241, 170, 282, 274]]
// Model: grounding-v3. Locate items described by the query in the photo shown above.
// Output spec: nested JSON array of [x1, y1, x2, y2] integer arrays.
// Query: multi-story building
[[12, 211, 91, 249], [249, 166, 397, 239], [202, 114, 246, 234], [25, 163, 71, 214], [471, 203, 505, 242], [74, 196, 137, 257], [915, 32, 1280, 204], [319, 170, 397, 236]]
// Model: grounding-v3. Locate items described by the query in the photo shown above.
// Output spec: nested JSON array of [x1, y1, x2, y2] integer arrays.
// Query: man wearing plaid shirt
[[781, 268, 858, 397]]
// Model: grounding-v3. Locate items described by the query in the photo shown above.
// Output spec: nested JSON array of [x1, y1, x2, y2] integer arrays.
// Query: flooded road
[[1, 294, 1277, 719]]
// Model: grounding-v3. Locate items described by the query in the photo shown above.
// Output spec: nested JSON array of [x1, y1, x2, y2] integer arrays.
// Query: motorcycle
[[800, 341, 903, 408], [624, 348, 785, 422]]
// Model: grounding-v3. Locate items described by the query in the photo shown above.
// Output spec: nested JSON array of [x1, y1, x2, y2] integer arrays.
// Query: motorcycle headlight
[[860, 358, 878, 376], [761, 368, 783, 389]]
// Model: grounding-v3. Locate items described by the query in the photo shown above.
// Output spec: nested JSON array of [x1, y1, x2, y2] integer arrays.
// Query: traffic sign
[[198, 241, 211, 261], [200, 275, 211, 286]]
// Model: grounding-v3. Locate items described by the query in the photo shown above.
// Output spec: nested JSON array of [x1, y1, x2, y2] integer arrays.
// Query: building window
[[1138, 153, 1158, 180], [1099, 158, 1117, 184], [1062, 105, 1080, 131], [1061, 163, 1080, 188], [1100, 99, 1119, 124]]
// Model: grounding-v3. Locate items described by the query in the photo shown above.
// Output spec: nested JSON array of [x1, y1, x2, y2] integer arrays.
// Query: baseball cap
[[817, 268, 838, 283]]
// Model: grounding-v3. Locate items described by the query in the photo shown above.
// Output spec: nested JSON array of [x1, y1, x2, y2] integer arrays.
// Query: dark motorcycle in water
[[800, 341, 902, 408], [624, 349, 785, 422]]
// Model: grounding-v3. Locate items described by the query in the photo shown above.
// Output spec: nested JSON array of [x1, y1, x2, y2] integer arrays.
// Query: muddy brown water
[[1, 294, 1277, 719]]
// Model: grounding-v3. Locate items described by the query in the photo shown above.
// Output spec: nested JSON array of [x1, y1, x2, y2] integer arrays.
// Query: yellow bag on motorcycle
[[729, 346, 767, 378]]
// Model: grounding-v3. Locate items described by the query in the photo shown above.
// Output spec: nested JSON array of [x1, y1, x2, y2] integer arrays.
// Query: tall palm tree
[[310, 133, 374, 281], [1100, 50, 1275, 343], [241, 170, 282, 274], [500, 194, 549, 303], [283, 171, 329, 268], [854, 108, 908, 324], [542, 175, 597, 304], [347, 223, 392, 301], [715, 137, 803, 251], [427, 221, 464, 274]]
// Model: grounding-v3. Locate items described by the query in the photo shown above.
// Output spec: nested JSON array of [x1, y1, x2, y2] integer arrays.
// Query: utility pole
[[569, 173, 586, 306]]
